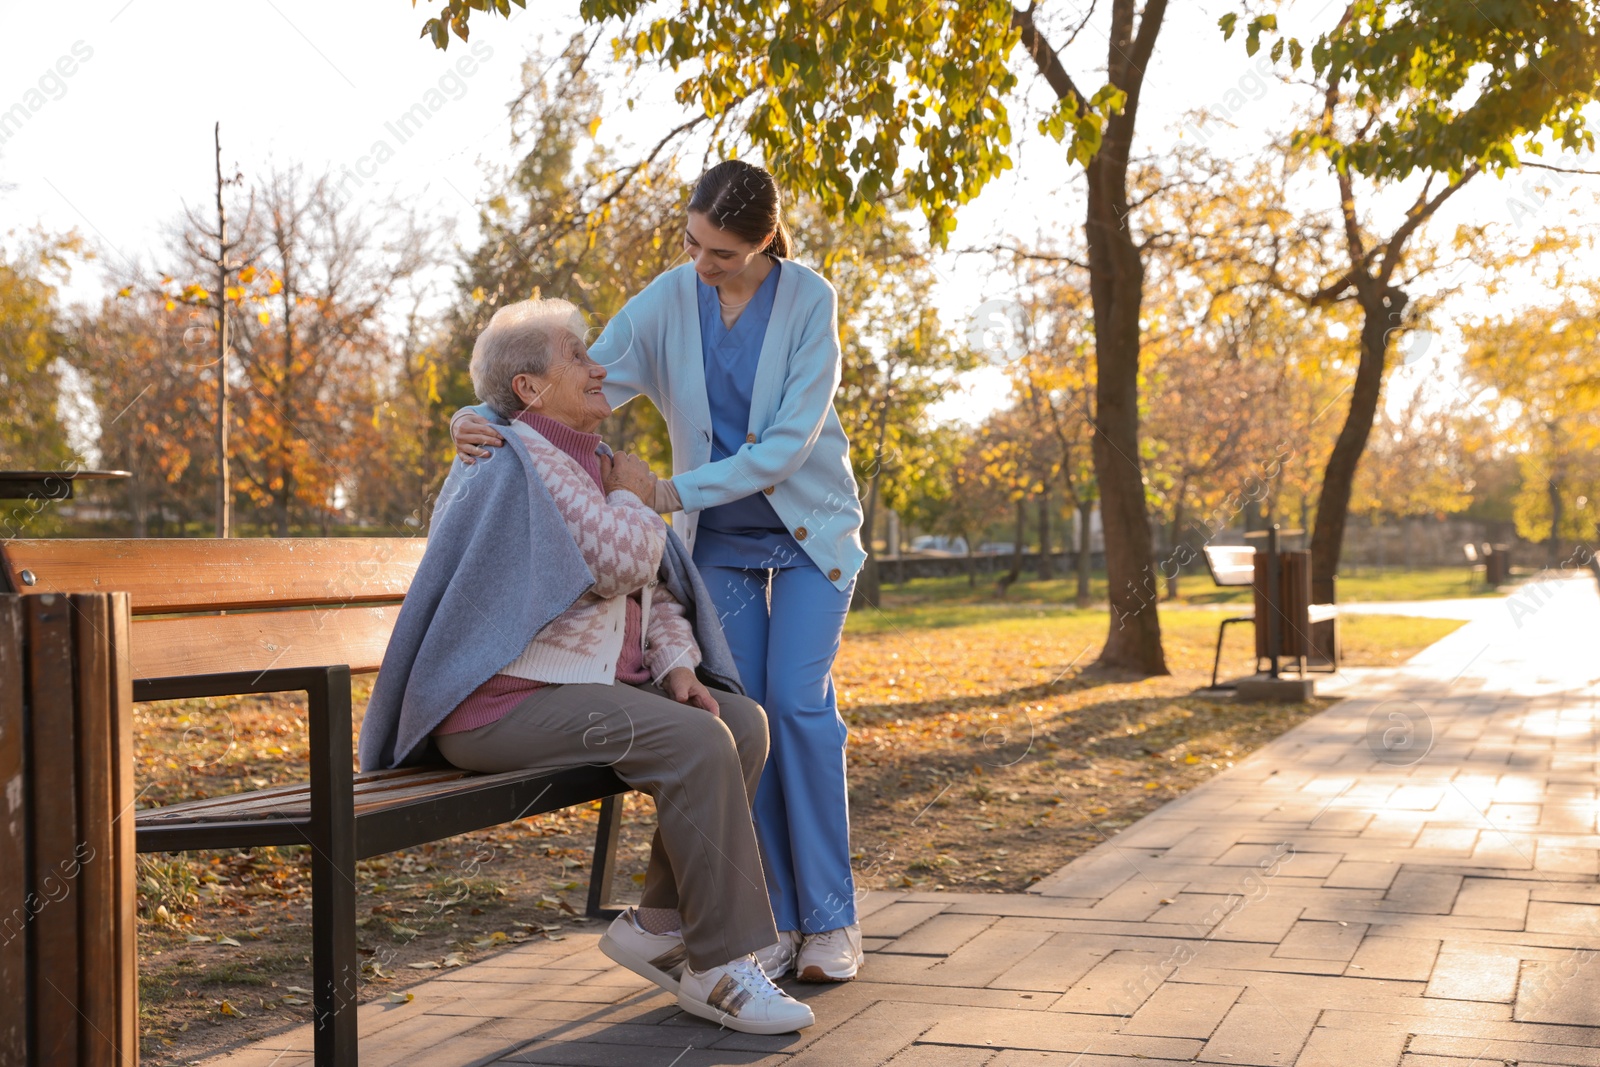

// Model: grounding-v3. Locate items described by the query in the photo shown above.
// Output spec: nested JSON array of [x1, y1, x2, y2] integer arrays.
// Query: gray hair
[[469, 298, 589, 418]]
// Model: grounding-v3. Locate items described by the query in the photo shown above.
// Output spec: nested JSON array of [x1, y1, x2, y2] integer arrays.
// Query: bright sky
[[2, 0, 1593, 425]]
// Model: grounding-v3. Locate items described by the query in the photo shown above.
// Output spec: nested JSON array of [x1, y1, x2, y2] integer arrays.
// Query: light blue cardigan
[[468, 260, 866, 591]]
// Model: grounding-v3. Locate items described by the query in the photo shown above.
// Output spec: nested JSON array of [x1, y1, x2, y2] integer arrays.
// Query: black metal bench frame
[[133, 664, 627, 1066]]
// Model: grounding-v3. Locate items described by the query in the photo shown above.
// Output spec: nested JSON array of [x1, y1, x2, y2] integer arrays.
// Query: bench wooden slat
[[134, 766, 449, 821], [24, 595, 81, 1065], [136, 818, 313, 854], [106, 598, 139, 1064], [1, 538, 423, 615], [351, 769, 596, 817], [133, 766, 624, 864], [136, 765, 606, 827], [0, 600, 26, 1063], [1202, 544, 1256, 587], [136, 768, 477, 824], [131, 606, 399, 678], [73, 594, 122, 1067], [353, 767, 624, 861]]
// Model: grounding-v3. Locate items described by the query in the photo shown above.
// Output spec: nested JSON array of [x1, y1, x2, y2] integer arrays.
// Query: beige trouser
[[434, 682, 777, 970]]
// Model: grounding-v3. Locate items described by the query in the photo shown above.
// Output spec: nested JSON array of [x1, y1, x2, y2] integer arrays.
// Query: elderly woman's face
[[512, 333, 611, 432]]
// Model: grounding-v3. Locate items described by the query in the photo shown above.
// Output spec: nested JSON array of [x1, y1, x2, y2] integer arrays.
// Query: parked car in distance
[[976, 542, 1016, 555], [909, 535, 968, 556]]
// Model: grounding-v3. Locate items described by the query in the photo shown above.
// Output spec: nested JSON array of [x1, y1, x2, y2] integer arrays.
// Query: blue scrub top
[[693, 260, 806, 570]]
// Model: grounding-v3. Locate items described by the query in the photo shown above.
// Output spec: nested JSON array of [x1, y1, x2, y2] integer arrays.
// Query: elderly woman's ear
[[512, 372, 546, 411]]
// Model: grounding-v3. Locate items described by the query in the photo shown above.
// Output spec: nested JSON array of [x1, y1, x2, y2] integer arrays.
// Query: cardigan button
[[745, 432, 756, 443], [795, 527, 808, 540], [763, 486, 774, 495], [828, 568, 841, 581]]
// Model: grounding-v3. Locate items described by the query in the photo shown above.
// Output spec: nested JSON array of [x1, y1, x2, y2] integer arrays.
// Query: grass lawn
[[133, 584, 1463, 1064], [879, 563, 1503, 616]]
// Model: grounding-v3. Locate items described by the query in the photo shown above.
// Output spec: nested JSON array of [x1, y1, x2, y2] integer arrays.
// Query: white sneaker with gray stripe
[[678, 953, 815, 1034], [598, 909, 689, 994]]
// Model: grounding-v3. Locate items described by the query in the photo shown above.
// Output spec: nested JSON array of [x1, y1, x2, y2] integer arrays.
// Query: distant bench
[[0, 537, 632, 1066], [1202, 544, 1339, 688]]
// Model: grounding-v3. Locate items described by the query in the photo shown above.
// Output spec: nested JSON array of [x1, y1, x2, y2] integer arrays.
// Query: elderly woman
[[357, 298, 812, 1035]]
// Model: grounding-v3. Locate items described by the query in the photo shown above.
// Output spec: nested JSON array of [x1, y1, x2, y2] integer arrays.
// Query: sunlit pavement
[[204, 577, 1600, 1067]]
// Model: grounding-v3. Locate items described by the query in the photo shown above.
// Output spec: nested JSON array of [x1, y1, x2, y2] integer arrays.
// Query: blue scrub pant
[[698, 561, 857, 935]]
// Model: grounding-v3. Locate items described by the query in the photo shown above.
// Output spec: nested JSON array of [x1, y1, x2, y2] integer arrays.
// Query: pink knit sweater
[[433, 412, 701, 736]]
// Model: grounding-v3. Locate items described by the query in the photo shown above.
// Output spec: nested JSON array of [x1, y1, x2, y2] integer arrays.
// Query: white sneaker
[[796, 923, 863, 982], [678, 953, 815, 1034], [598, 909, 688, 994], [755, 929, 803, 980]]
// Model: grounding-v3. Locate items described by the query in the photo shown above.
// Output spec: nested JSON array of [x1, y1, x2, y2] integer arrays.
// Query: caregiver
[[449, 160, 868, 983]]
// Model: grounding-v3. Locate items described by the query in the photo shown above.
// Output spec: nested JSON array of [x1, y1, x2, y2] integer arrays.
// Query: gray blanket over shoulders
[[357, 429, 744, 771]]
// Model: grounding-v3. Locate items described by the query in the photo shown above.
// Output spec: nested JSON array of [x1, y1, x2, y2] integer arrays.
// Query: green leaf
[[1218, 13, 1238, 40]]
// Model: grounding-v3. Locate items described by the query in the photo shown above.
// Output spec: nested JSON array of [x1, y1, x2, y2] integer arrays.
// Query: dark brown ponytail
[[687, 160, 791, 259]]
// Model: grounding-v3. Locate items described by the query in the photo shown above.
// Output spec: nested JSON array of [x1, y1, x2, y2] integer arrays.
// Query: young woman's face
[[684, 210, 772, 286]]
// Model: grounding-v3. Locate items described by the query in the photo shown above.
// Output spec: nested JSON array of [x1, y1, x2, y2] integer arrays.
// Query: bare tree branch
[[1517, 157, 1600, 176], [1378, 164, 1480, 286], [1012, 3, 1090, 113]]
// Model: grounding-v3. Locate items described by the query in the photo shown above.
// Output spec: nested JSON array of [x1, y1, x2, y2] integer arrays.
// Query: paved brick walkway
[[206, 577, 1600, 1066]]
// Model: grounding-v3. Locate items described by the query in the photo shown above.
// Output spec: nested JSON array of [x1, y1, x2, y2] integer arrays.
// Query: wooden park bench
[[1202, 543, 1339, 688], [0, 537, 632, 1066]]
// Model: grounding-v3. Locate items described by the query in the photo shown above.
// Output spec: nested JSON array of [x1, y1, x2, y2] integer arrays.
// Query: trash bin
[[1484, 544, 1512, 587]]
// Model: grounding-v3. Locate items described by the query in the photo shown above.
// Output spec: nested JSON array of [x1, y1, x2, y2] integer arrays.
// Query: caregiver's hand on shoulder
[[663, 667, 719, 716], [451, 412, 505, 464], [603, 451, 657, 501]]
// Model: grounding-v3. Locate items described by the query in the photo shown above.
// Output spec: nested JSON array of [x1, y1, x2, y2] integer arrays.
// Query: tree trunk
[[1547, 469, 1564, 570], [1037, 488, 1055, 579], [1014, 0, 1167, 670], [274, 248, 298, 538], [1165, 490, 1186, 601], [1080, 2, 1169, 674], [1086, 162, 1167, 672], [851, 359, 897, 611], [997, 496, 1027, 596], [1309, 287, 1407, 604], [214, 124, 231, 539], [1076, 501, 1094, 607], [125, 435, 149, 538], [852, 482, 882, 610]]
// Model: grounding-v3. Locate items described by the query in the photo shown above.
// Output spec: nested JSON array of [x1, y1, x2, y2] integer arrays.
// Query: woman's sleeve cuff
[[653, 478, 684, 514]]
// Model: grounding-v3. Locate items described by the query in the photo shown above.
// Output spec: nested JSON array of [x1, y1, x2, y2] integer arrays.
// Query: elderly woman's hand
[[451, 412, 505, 465], [601, 451, 657, 501], [662, 666, 719, 716]]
